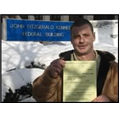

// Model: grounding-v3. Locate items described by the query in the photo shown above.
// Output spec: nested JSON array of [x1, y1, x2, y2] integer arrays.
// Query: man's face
[[71, 24, 95, 55]]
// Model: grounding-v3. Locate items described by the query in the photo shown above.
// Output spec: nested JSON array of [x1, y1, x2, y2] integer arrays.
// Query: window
[[35, 15, 43, 20], [20, 15, 28, 19], [8, 15, 16, 18], [50, 15, 61, 21], [94, 15, 115, 20], [69, 15, 83, 21]]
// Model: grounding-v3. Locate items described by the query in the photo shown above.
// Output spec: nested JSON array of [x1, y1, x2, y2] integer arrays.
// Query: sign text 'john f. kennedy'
[[7, 19, 73, 41]]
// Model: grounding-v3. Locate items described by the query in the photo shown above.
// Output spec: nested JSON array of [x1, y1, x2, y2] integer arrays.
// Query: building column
[[28, 15, 35, 20], [61, 15, 69, 21], [83, 15, 94, 20], [2, 18, 7, 40], [15, 15, 22, 19], [43, 15, 50, 21]]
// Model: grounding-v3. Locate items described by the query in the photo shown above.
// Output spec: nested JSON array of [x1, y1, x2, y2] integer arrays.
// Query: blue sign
[[6, 19, 73, 41]]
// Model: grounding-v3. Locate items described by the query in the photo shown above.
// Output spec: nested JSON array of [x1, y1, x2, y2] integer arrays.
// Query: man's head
[[70, 18, 95, 56]]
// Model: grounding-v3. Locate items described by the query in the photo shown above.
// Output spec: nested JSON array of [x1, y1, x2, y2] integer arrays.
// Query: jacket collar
[[59, 50, 116, 63]]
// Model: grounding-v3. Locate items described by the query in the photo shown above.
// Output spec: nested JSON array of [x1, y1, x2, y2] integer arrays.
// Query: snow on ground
[[2, 20, 118, 102], [2, 40, 74, 74], [2, 68, 44, 102]]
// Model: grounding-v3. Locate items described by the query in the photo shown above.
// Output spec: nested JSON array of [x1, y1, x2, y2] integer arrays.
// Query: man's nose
[[79, 36, 85, 43]]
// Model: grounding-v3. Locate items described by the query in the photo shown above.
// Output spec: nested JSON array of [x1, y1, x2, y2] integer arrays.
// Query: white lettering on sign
[[45, 32, 64, 37], [9, 24, 70, 31], [10, 24, 25, 29], [22, 32, 42, 36], [27, 24, 54, 29], [56, 25, 70, 30]]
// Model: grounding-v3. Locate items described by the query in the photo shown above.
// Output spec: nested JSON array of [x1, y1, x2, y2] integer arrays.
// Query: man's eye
[[83, 34, 90, 37], [73, 35, 79, 38]]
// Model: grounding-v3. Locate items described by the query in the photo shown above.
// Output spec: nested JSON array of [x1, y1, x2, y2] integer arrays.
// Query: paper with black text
[[63, 61, 97, 102]]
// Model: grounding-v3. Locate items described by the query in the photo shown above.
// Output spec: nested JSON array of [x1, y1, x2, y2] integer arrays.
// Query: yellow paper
[[63, 61, 97, 102]]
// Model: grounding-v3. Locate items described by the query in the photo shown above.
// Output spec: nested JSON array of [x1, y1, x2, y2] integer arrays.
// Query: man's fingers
[[59, 58, 66, 67], [91, 95, 111, 102], [60, 57, 65, 60], [49, 58, 66, 78], [54, 66, 62, 74], [51, 58, 65, 67], [53, 64, 63, 71]]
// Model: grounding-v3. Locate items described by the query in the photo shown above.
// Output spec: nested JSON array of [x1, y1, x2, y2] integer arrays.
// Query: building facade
[[1, 15, 118, 22]]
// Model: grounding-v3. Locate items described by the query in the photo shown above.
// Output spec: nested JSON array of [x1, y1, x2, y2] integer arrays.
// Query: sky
[[2, 20, 118, 102]]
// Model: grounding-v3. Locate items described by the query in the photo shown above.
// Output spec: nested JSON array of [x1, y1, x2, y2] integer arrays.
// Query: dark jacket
[[32, 50, 118, 102]]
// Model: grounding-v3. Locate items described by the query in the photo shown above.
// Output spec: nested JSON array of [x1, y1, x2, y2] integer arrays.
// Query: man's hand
[[91, 95, 111, 102], [48, 58, 66, 78]]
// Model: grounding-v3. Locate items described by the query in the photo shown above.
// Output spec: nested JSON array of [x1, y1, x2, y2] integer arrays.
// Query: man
[[32, 18, 118, 102]]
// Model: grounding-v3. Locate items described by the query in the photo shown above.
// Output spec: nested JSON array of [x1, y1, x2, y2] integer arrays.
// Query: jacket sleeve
[[102, 62, 118, 102], [32, 66, 62, 102]]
